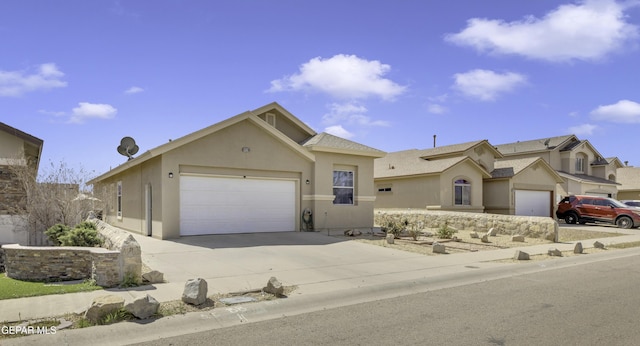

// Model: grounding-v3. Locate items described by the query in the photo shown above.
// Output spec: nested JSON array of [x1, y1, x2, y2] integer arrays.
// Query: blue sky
[[2, 0, 639, 178]]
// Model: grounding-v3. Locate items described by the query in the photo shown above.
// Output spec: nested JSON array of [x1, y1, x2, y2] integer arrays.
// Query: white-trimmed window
[[117, 181, 123, 219], [333, 170, 354, 205], [454, 179, 471, 206]]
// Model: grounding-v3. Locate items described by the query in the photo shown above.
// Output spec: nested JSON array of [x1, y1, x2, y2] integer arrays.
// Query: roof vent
[[265, 113, 276, 128]]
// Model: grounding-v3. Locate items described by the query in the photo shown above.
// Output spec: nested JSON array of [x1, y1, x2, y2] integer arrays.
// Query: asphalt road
[[132, 251, 640, 346]]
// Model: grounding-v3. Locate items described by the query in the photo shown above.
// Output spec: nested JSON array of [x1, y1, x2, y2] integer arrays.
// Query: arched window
[[454, 179, 471, 206], [608, 174, 616, 182], [575, 153, 587, 173]]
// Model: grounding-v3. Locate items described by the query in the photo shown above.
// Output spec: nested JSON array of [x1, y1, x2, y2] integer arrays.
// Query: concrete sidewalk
[[1, 225, 639, 343]]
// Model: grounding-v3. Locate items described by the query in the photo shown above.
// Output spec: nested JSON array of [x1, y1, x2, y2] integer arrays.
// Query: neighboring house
[[616, 167, 640, 201], [494, 135, 622, 200], [0, 122, 44, 244], [375, 140, 497, 213], [374, 140, 564, 217], [87, 102, 385, 239], [484, 158, 564, 216]]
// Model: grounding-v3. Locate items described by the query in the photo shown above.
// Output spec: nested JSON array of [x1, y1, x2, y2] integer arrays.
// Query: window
[[454, 179, 471, 206], [333, 170, 354, 205], [265, 113, 276, 127], [117, 181, 122, 219], [575, 153, 586, 173]]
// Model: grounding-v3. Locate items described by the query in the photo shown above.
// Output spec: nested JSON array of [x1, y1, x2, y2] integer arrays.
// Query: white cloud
[[325, 125, 355, 139], [427, 104, 448, 114], [268, 54, 407, 100], [321, 101, 390, 132], [0, 63, 67, 97], [70, 102, 118, 124], [569, 123, 598, 135], [124, 86, 144, 94], [452, 69, 527, 101], [590, 99, 640, 123], [445, 0, 639, 62]]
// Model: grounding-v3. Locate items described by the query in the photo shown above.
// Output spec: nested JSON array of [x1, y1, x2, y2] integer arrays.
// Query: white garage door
[[180, 175, 296, 235], [515, 190, 551, 217]]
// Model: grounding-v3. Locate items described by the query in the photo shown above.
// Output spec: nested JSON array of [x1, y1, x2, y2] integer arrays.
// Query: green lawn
[[0, 274, 102, 300]]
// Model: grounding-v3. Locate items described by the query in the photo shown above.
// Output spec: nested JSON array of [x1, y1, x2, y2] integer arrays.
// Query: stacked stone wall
[[92, 218, 142, 282], [2, 245, 120, 286], [375, 209, 558, 241]]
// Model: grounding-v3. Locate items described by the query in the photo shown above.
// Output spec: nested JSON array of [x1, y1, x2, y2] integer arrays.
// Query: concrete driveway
[[133, 231, 441, 297]]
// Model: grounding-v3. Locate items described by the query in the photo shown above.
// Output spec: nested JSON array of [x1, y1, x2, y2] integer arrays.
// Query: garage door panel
[[180, 176, 295, 235], [515, 190, 551, 217]]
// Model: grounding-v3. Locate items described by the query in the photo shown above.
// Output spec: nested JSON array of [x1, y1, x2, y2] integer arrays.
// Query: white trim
[[303, 195, 336, 201], [356, 196, 377, 202]]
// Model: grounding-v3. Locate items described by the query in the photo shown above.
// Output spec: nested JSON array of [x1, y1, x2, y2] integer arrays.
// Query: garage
[[515, 190, 552, 217], [180, 175, 296, 235]]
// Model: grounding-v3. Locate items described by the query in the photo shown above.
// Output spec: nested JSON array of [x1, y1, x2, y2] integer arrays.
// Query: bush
[[436, 221, 457, 239], [58, 227, 103, 247], [382, 219, 408, 239], [45, 224, 71, 245], [46, 221, 103, 247]]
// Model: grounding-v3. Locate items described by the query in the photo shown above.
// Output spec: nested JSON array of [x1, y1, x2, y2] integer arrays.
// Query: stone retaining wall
[[2, 244, 120, 287], [2, 219, 142, 287], [92, 217, 142, 282], [375, 209, 558, 241]]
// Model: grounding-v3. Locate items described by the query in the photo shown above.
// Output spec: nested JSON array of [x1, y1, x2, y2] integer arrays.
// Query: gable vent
[[265, 113, 276, 128]]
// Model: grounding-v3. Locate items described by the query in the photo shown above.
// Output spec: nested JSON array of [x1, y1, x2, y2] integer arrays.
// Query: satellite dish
[[117, 136, 139, 160]]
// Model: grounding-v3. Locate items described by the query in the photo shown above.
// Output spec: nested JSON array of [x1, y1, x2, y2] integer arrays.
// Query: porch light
[[168, 172, 174, 179], [242, 147, 251, 153]]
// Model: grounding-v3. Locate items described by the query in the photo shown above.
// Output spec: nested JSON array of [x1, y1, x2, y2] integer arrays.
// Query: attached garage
[[180, 175, 296, 235], [515, 190, 552, 217]]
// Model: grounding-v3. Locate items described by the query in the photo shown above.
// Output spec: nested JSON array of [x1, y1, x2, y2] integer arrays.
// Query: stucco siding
[[375, 175, 440, 209]]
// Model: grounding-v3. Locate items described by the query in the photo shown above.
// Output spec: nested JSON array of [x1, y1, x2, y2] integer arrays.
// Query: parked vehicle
[[621, 200, 640, 209], [556, 195, 640, 229]]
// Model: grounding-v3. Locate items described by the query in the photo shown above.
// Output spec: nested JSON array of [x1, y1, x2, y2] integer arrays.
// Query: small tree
[[1, 159, 106, 244]]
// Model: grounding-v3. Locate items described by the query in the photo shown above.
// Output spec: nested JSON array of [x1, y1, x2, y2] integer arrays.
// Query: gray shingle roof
[[491, 157, 540, 178], [415, 140, 487, 158], [495, 135, 576, 155], [302, 132, 385, 156], [557, 171, 619, 185], [374, 150, 468, 178]]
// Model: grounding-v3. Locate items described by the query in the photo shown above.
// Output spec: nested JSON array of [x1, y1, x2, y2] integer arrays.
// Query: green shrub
[[383, 219, 408, 239], [120, 272, 139, 288], [58, 227, 103, 247], [436, 221, 457, 239], [45, 224, 71, 245], [75, 221, 97, 230]]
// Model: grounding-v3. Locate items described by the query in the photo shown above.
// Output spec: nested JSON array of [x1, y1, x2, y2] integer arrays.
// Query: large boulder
[[182, 278, 208, 305], [264, 276, 284, 296], [84, 295, 125, 323], [125, 294, 160, 319], [142, 270, 164, 284]]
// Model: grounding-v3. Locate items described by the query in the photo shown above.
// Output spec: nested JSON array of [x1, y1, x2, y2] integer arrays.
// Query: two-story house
[[494, 135, 622, 200], [0, 122, 43, 244]]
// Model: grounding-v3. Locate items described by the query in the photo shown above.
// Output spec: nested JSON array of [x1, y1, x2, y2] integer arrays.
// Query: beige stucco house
[[374, 140, 563, 217], [494, 135, 622, 200], [616, 167, 640, 201], [0, 122, 43, 244], [87, 102, 385, 239]]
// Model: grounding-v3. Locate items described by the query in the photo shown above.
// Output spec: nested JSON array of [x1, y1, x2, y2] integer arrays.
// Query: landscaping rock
[[263, 276, 284, 296], [548, 248, 563, 257], [124, 294, 160, 319], [487, 227, 498, 236], [386, 233, 395, 244], [514, 250, 530, 261], [344, 229, 362, 237], [594, 241, 605, 249], [481, 235, 490, 243], [182, 278, 208, 305], [512, 235, 525, 242], [423, 231, 434, 237], [574, 242, 583, 254], [469, 232, 479, 239], [142, 270, 164, 284], [84, 295, 125, 323], [432, 242, 446, 254]]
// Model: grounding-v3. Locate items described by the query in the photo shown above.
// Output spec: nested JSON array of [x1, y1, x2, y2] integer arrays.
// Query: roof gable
[[375, 152, 490, 179], [417, 140, 502, 160], [492, 157, 563, 182], [302, 132, 385, 158]]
